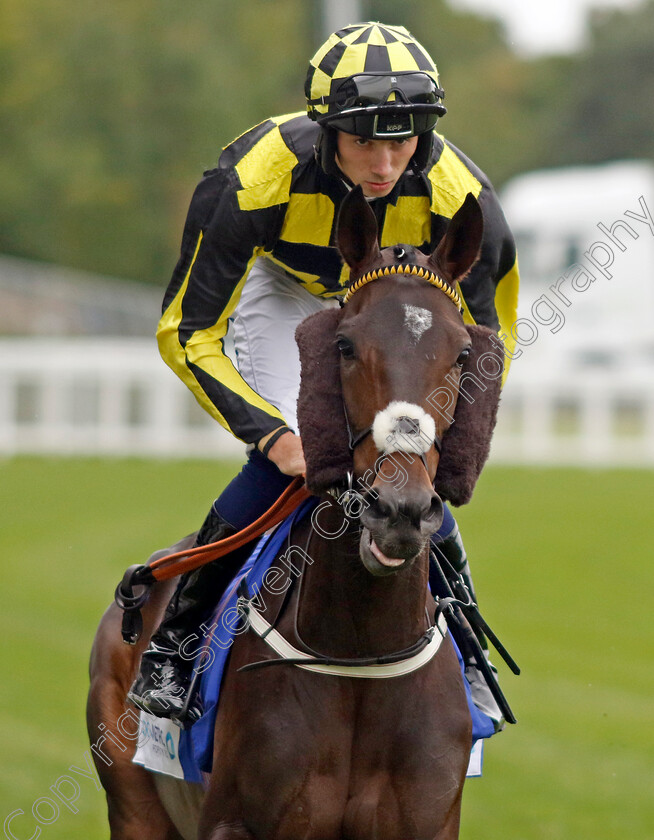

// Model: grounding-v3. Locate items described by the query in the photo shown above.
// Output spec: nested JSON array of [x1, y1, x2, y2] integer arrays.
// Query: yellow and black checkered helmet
[[305, 23, 446, 140]]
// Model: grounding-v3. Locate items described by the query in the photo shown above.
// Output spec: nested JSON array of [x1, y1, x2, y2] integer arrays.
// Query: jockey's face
[[336, 132, 418, 198]]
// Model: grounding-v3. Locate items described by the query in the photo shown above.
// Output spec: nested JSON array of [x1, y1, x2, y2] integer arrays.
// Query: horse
[[87, 185, 504, 840]]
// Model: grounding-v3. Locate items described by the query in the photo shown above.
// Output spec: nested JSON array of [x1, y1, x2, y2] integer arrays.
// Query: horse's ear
[[296, 308, 353, 495], [336, 185, 382, 277], [429, 193, 484, 283], [433, 325, 503, 506]]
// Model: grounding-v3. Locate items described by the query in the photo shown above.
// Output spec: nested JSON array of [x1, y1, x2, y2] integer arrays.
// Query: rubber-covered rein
[[145, 477, 310, 583]]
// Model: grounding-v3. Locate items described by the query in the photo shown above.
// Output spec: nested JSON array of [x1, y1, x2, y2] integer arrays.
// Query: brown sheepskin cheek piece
[[295, 308, 353, 495], [434, 324, 504, 506]]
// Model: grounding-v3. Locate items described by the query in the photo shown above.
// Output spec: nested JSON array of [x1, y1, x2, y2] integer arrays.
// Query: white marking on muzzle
[[403, 304, 432, 342], [372, 401, 436, 455]]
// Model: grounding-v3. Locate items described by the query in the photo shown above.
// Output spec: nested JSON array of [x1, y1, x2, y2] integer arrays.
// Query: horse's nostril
[[373, 495, 397, 521], [399, 494, 443, 533], [426, 494, 444, 531]]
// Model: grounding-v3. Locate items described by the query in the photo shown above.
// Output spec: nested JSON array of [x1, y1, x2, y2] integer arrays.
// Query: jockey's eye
[[336, 336, 356, 360], [455, 348, 471, 368]]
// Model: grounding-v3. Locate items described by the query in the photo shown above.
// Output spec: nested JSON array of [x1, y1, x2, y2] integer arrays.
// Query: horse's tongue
[[369, 538, 405, 568]]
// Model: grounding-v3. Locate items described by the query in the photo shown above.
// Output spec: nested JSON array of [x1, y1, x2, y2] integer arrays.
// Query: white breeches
[[231, 258, 337, 433]]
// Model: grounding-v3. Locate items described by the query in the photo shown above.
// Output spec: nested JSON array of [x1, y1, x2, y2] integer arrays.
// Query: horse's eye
[[455, 348, 471, 367], [337, 337, 356, 360]]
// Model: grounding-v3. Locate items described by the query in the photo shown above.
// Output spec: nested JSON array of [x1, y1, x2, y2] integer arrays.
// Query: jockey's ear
[[336, 185, 382, 277], [429, 193, 484, 284]]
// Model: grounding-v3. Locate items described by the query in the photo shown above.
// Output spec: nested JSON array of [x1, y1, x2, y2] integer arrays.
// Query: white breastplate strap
[[244, 605, 449, 679]]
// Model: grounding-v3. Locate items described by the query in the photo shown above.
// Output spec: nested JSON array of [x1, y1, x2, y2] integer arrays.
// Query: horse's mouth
[[359, 528, 421, 576]]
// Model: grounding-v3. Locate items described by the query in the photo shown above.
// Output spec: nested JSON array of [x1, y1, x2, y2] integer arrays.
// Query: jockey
[[128, 22, 520, 726]]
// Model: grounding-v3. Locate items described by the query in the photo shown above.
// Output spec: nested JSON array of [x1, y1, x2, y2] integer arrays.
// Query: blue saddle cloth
[[177, 498, 496, 783]]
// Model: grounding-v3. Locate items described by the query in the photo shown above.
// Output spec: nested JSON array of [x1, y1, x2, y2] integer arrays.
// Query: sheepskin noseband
[[372, 402, 436, 455]]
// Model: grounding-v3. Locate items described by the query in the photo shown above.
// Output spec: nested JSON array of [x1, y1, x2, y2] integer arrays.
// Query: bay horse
[[87, 186, 504, 839]]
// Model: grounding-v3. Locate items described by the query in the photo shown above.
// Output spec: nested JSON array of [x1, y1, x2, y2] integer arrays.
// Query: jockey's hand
[[258, 427, 306, 477]]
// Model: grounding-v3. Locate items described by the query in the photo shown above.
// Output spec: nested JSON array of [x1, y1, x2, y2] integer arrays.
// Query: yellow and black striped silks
[[157, 112, 519, 445]]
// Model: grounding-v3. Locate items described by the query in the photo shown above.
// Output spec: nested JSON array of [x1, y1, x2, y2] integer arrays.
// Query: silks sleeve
[[157, 168, 287, 444], [459, 182, 520, 385]]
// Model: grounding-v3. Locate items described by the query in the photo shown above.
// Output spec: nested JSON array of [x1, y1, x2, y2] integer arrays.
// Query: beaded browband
[[342, 264, 463, 310]]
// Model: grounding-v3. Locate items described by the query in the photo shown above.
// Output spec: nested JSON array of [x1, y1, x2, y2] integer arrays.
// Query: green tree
[[2, 0, 652, 286], [0, 0, 311, 283], [541, 0, 654, 167]]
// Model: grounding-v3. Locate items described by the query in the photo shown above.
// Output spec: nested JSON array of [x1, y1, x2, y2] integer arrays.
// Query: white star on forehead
[[403, 304, 432, 342]]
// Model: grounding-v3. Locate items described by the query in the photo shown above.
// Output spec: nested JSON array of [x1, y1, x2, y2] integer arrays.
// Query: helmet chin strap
[[412, 131, 435, 172], [314, 127, 342, 178], [313, 131, 373, 197], [331, 167, 376, 202]]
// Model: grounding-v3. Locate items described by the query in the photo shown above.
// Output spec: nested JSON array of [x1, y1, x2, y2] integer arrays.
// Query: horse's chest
[[225, 681, 466, 839], [213, 620, 470, 838]]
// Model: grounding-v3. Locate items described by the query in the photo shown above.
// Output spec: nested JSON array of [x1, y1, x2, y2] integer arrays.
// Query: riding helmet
[[305, 23, 446, 176]]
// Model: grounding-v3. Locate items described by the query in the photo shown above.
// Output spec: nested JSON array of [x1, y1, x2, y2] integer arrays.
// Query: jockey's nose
[[370, 144, 393, 178]]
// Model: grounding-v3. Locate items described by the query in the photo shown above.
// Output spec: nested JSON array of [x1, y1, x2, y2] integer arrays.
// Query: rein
[[115, 477, 311, 645]]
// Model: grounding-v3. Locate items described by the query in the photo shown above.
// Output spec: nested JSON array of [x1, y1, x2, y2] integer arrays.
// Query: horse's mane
[[295, 309, 503, 506]]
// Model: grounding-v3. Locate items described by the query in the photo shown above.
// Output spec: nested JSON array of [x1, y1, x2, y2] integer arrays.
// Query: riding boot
[[128, 506, 248, 724], [431, 522, 505, 731]]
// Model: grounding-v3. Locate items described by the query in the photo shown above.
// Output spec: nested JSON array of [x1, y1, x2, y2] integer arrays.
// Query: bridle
[[339, 260, 462, 490], [342, 261, 463, 309], [342, 407, 437, 493]]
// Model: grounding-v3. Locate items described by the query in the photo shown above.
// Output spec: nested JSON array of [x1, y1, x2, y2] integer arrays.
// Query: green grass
[[1, 458, 653, 839], [455, 466, 654, 839]]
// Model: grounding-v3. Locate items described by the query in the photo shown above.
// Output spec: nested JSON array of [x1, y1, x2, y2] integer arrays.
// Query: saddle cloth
[[133, 499, 495, 782]]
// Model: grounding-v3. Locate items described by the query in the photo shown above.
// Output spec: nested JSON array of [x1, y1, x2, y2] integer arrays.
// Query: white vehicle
[[500, 160, 654, 382]]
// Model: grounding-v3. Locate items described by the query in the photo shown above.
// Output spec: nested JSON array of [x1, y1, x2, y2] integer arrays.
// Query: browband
[[343, 264, 462, 310]]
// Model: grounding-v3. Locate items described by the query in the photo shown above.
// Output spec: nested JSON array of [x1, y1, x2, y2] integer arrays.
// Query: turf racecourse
[[1, 457, 652, 839]]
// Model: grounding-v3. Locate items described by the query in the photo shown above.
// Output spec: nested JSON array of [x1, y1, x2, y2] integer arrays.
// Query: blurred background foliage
[[1, 0, 653, 284]]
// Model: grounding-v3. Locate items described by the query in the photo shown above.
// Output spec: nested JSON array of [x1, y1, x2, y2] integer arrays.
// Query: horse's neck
[[292, 505, 431, 659]]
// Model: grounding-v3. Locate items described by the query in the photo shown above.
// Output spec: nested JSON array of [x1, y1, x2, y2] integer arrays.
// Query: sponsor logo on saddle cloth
[[133, 712, 185, 780]]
